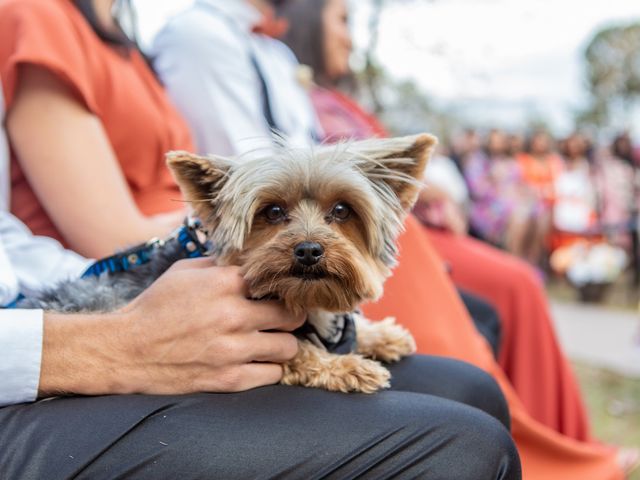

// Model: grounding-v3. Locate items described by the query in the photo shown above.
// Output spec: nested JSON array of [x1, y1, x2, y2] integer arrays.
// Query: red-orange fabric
[[313, 86, 622, 479], [517, 152, 564, 207], [363, 217, 622, 480], [0, 0, 193, 243], [426, 227, 591, 440]]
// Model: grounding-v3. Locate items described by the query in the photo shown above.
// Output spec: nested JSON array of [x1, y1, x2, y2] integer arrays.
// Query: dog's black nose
[[294, 242, 324, 266]]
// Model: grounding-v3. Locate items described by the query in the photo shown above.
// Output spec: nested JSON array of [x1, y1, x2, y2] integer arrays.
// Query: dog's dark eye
[[332, 202, 351, 221], [264, 204, 286, 223]]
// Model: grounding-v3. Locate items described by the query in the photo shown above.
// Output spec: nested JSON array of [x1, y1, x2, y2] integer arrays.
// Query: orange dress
[[517, 152, 564, 207], [363, 217, 622, 480], [310, 88, 621, 478], [0, 0, 193, 244], [312, 86, 595, 436], [426, 227, 591, 440]]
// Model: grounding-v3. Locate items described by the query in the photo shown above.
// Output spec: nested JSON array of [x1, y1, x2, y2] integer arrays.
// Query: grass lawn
[[574, 362, 640, 479], [547, 273, 639, 311]]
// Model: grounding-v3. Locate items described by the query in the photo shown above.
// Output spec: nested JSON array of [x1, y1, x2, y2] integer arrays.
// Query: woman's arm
[[7, 65, 182, 258]]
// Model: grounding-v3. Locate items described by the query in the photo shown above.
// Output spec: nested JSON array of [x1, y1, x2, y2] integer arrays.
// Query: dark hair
[[524, 130, 552, 155], [277, 0, 330, 85], [74, 0, 132, 47], [612, 133, 634, 165]]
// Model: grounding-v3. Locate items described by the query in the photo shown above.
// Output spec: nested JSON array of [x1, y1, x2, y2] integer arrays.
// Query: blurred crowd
[[418, 128, 640, 298]]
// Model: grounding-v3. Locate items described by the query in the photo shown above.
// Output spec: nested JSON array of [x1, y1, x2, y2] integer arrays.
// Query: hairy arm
[[38, 260, 304, 397], [7, 65, 182, 258]]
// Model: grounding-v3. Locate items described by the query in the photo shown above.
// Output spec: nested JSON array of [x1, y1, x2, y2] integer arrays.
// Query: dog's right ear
[[166, 151, 232, 224], [353, 133, 438, 211]]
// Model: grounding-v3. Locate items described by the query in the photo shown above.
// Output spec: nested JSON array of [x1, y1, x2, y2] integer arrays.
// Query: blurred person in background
[[154, 0, 640, 479], [517, 130, 564, 213], [552, 132, 599, 249], [507, 132, 526, 158], [597, 133, 640, 244], [152, 0, 321, 157], [549, 132, 638, 297], [450, 127, 482, 171], [602, 133, 640, 286], [463, 129, 548, 265], [415, 146, 470, 237]]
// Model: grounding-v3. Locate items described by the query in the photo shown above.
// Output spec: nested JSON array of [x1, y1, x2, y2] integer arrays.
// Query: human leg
[[0, 385, 520, 480], [388, 354, 510, 428], [504, 215, 530, 260], [458, 289, 502, 358]]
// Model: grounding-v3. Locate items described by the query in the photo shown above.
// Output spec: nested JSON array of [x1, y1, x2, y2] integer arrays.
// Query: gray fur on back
[[18, 242, 185, 312]]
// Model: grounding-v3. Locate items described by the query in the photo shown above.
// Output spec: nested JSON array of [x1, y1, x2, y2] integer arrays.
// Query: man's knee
[[432, 357, 511, 429], [390, 356, 511, 429], [414, 402, 521, 480], [456, 364, 511, 429], [445, 409, 521, 480]]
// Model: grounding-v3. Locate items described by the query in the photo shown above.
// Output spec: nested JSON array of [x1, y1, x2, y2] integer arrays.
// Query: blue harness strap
[[81, 218, 210, 279], [4, 294, 24, 309]]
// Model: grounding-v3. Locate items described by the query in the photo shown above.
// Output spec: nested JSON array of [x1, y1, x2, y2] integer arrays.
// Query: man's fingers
[[168, 257, 217, 272], [239, 299, 305, 332], [246, 332, 299, 363], [219, 363, 283, 392]]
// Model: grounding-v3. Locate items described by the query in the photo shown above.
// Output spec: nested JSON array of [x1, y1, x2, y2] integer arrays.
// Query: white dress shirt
[[0, 84, 92, 406], [151, 0, 321, 157], [0, 215, 90, 406]]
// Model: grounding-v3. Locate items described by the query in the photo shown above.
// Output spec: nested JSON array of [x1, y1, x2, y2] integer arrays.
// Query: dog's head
[[167, 134, 437, 314]]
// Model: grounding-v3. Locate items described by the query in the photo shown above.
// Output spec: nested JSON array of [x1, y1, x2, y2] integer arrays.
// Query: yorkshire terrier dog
[[21, 133, 437, 393]]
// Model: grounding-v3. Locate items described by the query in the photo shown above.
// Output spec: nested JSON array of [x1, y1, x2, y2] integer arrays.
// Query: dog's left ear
[[166, 151, 232, 224], [355, 133, 437, 210]]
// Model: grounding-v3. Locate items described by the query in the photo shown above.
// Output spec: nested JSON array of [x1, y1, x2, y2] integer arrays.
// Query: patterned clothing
[[595, 154, 640, 232], [464, 150, 542, 244]]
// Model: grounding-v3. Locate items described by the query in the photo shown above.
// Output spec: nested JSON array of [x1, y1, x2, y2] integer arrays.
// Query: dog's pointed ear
[[355, 133, 438, 210], [166, 151, 232, 223]]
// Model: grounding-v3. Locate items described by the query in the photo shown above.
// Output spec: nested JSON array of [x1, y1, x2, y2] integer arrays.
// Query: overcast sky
[[135, 0, 640, 135], [350, 0, 640, 134]]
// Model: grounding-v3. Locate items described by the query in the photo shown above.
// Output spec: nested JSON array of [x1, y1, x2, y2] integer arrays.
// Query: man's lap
[[0, 356, 517, 480]]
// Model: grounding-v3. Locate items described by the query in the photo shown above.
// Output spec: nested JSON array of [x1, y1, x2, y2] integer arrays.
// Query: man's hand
[[38, 259, 305, 397]]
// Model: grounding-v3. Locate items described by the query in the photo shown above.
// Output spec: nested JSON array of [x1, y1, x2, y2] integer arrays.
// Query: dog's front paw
[[325, 355, 391, 394], [282, 341, 390, 393], [356, 316, 417, 362]]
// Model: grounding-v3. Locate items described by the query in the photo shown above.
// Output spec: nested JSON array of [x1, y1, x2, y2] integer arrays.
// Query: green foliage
[[574, 362, 640, 480], [582, 22, 640, 127]]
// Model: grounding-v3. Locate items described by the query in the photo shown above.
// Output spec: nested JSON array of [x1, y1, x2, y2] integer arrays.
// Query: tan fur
[[354, 315, 417, 362], [168, 134, 437, 393], [281, 341, 391, 394]]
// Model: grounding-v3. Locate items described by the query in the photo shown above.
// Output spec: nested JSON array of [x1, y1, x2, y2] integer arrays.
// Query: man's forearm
[[31, 262, 302, 400], [39, 312, 131, 398]]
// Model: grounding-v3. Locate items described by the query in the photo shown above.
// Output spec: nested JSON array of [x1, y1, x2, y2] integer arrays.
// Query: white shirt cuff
[[0, 309, 43, 407]]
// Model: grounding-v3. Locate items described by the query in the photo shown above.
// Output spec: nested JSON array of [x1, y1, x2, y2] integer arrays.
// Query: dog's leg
[[354, 314, 416, 362], [282, 341, 390, 393]]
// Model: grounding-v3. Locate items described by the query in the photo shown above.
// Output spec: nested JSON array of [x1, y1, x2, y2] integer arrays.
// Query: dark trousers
[[459, 289, 502, 358], [0, 355, 521, 480]]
